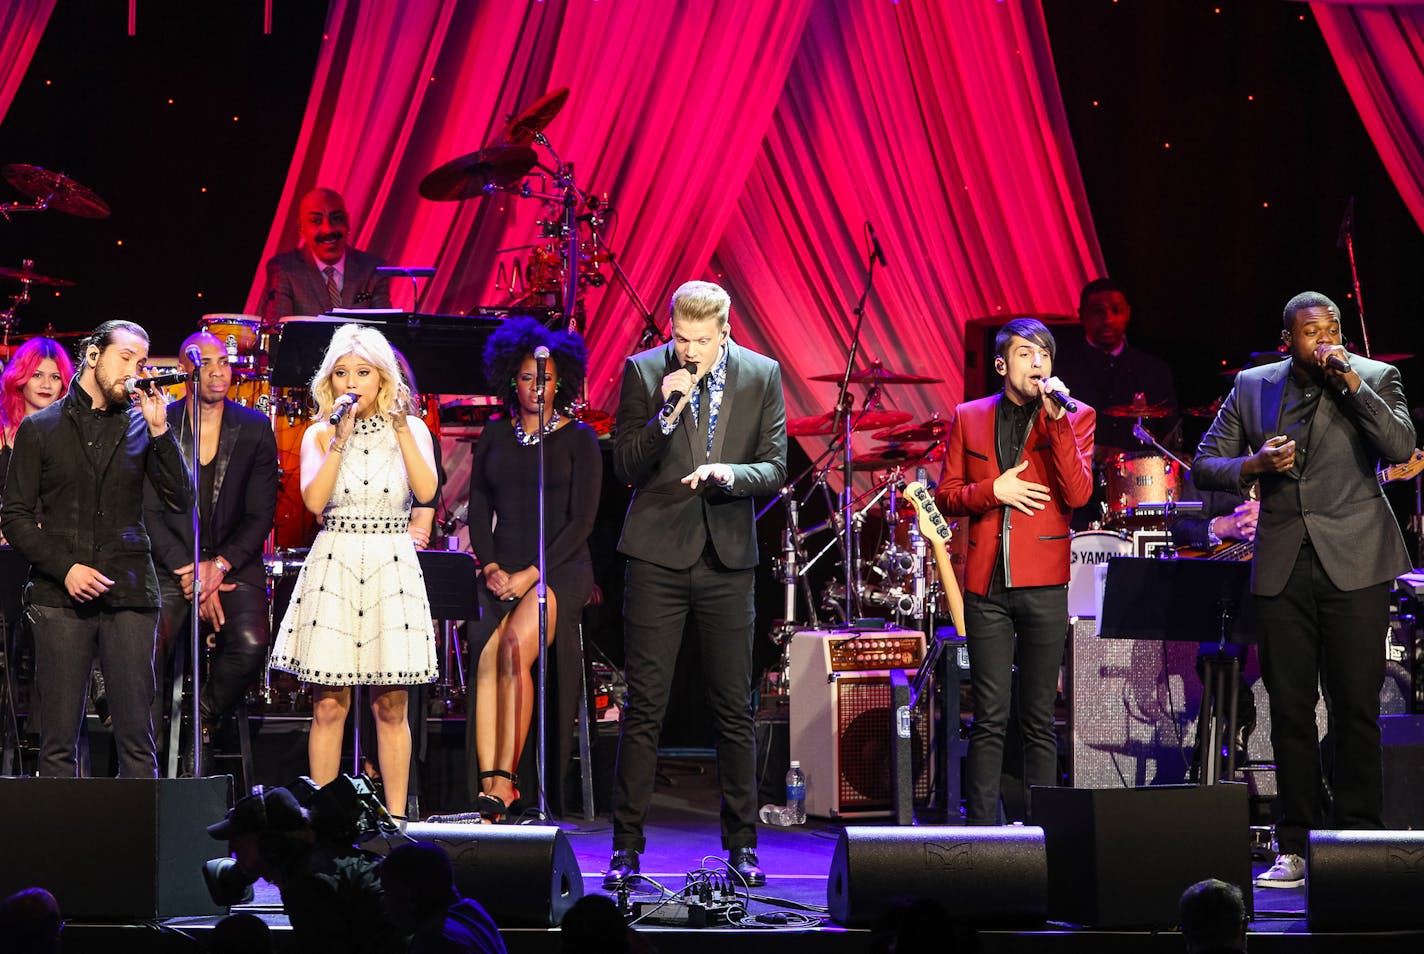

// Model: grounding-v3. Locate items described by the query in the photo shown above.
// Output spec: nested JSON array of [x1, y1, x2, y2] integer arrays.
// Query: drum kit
[[0, 164, 110, 357], [771, 363, 955, 643], [419, 87, 615, 333]]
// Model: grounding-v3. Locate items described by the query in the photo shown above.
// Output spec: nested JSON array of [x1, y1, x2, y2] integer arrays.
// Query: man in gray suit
[[1194, 291, 1416, 888], [604, 281, 787, 888], [258, 188, 392, 322]]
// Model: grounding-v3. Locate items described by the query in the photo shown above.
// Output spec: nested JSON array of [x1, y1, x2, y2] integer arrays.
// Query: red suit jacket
[[936, 394, 1095, 596]]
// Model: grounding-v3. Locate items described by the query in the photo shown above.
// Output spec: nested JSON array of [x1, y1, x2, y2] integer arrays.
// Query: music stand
[[269, 315, 503, 395], [1099, 557, 1257, 785]]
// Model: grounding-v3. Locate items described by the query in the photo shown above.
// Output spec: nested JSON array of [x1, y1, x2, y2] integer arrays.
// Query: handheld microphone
[[660, 361, 699, 417], [328, 392, 359, 425], [1316, 344, 1352, 374], [1043, 383, 1078, 413], [867, 221, 887, 267], [534, 345, 550, 405], [125, 371, 192, 392]]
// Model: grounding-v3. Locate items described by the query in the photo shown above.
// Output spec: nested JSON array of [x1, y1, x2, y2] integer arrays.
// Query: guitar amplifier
[[789, 629, 932, 818]]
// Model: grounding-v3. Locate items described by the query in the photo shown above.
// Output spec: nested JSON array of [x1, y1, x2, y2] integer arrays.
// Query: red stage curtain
[[0, 0, 55, 125], [1314, 2, 1424, 231], [714, 0, 1103, 448], [249, 0, 1101, 423]]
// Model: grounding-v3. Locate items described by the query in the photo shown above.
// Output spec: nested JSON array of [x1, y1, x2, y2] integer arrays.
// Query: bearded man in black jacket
[[1, 320, 192, 778]]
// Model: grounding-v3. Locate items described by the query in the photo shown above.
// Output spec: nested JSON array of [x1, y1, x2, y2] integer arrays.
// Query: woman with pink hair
[[0, 337, 74, 493]]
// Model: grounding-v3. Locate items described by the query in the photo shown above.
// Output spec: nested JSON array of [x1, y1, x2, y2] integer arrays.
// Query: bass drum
[[1068, 529, 1134, 619], [271, 388, 319, 549]]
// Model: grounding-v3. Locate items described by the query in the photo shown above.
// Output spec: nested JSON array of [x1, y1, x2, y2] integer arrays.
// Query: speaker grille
[[835, 678, 930, 808]]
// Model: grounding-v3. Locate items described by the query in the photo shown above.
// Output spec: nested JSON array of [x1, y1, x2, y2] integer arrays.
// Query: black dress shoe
[[602, 849, 640, 889], [729, 847, 766, 887]]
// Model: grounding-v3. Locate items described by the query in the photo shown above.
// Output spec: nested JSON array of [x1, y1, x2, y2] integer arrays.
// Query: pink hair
[[1, 337, 75, 436]]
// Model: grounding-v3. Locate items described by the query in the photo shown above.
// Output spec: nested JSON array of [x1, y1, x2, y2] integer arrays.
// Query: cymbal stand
[[1131, 419, 1190, 471], [0, 264, 36, 351], [530, 131, 584, 334], [1338, 199, 1373, 357], [831, 242, 885, 622], [589, 230, 665, 350], [0, 196, 53, 220]]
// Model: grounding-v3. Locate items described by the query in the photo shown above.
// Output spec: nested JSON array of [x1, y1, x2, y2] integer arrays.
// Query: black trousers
[[1256, 542, 1387, 855], [962, 580, 1068, 825], [30, 601, 159, 778], [612, 548, 757, 852], [154, 575, 269, 729]]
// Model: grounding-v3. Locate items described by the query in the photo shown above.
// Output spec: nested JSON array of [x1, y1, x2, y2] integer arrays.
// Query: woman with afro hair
[[465, 316, 601, 819]]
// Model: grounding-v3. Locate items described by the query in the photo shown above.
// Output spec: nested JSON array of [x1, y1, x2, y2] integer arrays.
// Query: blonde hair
[[309, 324, 408, 421], [669, 280, 730, 327]]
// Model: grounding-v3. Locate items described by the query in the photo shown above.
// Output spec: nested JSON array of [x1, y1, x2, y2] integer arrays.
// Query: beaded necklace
[[512, 408, 561, 445]]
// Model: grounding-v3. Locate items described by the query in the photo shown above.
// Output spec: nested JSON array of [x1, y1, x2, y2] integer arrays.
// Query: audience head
[[206, 785, 315, 886], [210, 912, 273, 954], [0, 887, 62, 954], [379, 841, 459, 930], [0, 337, 73, 433], [1179, 878, 1247, 953], [561, 894, 660, 954]]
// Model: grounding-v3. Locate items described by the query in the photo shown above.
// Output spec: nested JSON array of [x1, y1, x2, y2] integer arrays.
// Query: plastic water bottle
[[785, 760, 806, 825]]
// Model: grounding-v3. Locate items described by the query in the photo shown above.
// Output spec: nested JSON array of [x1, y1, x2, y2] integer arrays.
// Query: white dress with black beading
[[269, 413, 438, 686]]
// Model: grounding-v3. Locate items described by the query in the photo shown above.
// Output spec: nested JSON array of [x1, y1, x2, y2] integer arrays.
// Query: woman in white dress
[[268, 324, 439, 818]]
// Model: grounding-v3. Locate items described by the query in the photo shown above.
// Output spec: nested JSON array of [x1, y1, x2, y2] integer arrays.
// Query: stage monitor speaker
[[1031, 783, 1251, 928], [376, 823, 582, 927], [1381, 714, 1424, 830], [788, 629, 931, 818], [0, 776, 230, 919], [963, 316, 1082, 400], [1307, 830, 1424, 932], [827, 826, 1047, 927]]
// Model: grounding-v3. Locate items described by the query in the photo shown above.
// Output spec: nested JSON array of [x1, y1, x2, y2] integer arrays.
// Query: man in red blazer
[[937, 318, 1095, 824]]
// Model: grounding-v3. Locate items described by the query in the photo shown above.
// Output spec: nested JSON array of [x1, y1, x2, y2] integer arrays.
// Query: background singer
[[605, 280, 787, 888]]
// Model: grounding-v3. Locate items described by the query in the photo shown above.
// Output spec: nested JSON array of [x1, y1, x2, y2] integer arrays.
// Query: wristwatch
[[213, 556, 231, 575], [1205, 518, 1223, 548]]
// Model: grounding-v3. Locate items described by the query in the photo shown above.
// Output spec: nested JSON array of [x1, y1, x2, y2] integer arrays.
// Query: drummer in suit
[[936, 318, 1095, 824], [258, 188, 392, 323]]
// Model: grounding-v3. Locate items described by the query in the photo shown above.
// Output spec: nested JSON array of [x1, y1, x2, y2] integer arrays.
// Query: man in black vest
[[2, 320, 191, 777], [605, 281, 787, 888]]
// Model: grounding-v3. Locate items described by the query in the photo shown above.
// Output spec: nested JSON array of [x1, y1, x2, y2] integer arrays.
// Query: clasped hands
[[484, 563, 539, 602], [175, 560, 236, 630]]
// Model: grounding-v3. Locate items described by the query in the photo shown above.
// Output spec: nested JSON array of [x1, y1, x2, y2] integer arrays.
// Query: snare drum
[[1104, 451, 1182, 529], [1069, 529, 1134, 618]]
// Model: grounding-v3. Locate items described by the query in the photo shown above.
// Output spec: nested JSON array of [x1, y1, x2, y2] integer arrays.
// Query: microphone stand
[[185, 373, 204, 776], [1338, 197, 1373, 358], [833, 245, 882, 624], [534, 372, 551, 821]]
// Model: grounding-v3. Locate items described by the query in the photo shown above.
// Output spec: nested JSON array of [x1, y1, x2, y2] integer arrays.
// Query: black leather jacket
[[1, 378, 192, 608]]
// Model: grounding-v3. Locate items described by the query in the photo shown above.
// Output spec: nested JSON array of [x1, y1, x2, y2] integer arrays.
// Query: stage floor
[[57, 758, 1424, 953]]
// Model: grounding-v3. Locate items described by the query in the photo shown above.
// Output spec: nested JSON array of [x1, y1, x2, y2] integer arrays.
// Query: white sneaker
[[1255, 852, 1305, 888]]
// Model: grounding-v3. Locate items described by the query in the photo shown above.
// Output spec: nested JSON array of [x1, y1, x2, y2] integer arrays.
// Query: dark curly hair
[[482, 316, 587, 413]]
